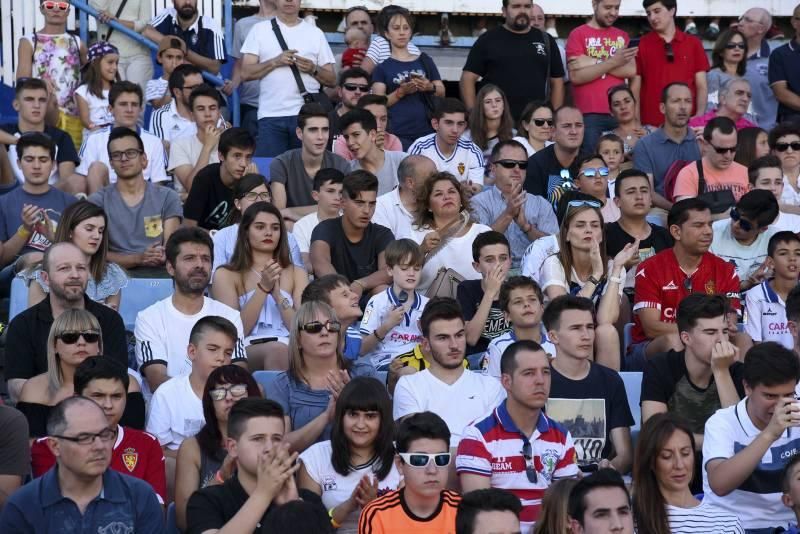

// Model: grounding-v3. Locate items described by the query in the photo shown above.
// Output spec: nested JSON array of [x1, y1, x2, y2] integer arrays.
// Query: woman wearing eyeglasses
[[707, 29, 748, 108], [606, 85, 653, 156], [512, 101, 554, 158], [632, 413, 743, 534], [17, 308, 143, 437], [298, 377, 401, 533], [271, 301, 378, 453], [540, 199, 638, 370], [212, 202, 308, 371], [769, 123, 800, 210], [174, 365, 261, 532]]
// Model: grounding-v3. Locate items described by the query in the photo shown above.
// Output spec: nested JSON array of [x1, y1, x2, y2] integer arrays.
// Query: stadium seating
[[620, 371, 643, 445], [118, 278, 174, 330], [166, 502, 179, 534]]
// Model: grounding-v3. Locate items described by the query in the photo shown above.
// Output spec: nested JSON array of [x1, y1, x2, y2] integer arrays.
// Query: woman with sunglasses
[[271, 301, 377, 453], [17, 308, 143, 437], [298, 377, 401, 533], [212, 202, 308, 371], [512, 101, 554, 157], [411, 172, 492, 293], [174, 364, 261, 531], [467, 84, 516, 180], [606, 85, 653, 156], [632, 413, 743, 534], [25, 201, 127, 310], [707, 29, 748, 107], [540, 200, 638, 369], [769, 123, 800, 211]]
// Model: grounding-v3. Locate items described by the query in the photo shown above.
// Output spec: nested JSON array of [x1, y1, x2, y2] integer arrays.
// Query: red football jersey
[[631, 249, 740, 344], [31, 425, 167, 503]]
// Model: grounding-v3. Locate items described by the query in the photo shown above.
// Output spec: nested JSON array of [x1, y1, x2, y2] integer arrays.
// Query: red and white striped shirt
[[455, 400, 579, 530]]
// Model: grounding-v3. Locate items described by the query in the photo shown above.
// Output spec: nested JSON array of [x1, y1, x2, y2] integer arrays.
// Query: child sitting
[[597, 133, 625, 200], [574, 153, 620, 223], [359, 239, 429, 370], [74, 41, 118, 140], [146, 36, 187, 110]]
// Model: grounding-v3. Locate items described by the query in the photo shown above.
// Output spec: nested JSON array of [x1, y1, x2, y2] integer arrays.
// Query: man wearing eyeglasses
[[737, 8, 777, 131], [688, 78, 758, 131], [473, 139, 557, 269], [0, 397, 163, 531], [673, 117, 750, 207], [631, 0, 709, 128], [149, 64, 202, 146], [457, 340, 579, 533], [330, 68, 371, 143]]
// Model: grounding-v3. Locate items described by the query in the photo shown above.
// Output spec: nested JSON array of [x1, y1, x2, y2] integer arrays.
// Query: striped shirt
[[456, 400, 579, 530], [365, 34, 421, 66], [358, 488, 460, 534], [408, 133, 485, 184], [666, 500, 744, 533], [150, 9, 226, 62]]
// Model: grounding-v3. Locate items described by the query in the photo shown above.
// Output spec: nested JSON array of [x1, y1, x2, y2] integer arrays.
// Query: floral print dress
[[24, 32, 82, 116]]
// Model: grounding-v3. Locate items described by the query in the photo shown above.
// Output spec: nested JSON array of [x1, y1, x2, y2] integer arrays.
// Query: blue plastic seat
[[8, 276, 27, 322], [252, 157, 273, 180], [623, 323, 634, 356], [166, 502, 179, 534], [118, 278, 174, 330], [620, 371, 643, 445], [253, 370, 281, 398]]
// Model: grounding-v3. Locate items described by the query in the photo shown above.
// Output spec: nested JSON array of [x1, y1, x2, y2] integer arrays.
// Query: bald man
[[3, 242, 128, 402], [373, 154, 437, 239], [739, 7, 778, 130], [769, 5, 800, 125]]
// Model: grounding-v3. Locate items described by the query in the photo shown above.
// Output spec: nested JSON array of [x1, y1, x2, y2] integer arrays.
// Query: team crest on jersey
[[539, 449, 560, 481], [122, 448, 138, 472], [705, 280, 716, 295], [457, 162, 465, 176]]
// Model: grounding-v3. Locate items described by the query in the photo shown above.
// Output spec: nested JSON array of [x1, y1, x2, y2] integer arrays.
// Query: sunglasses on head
[[567, 199, 602, 209], [398, 452, 451, 468], [58, 331, 101, 344], [343, 83, 370, 92], [532, 118, 554, 127], [683, 276, 693, 293], [495, 159, 528, 170], [730, 207, 756, 232], [209, 383, 249, 401], [664, 41, 675, 62], [775, 142, 800, 152], [709, 144, 736, 155], [579, 167, 610, 179], [725, 42, 746, 50], [43, 1, 69, 11], [300, 320, 341, 334]]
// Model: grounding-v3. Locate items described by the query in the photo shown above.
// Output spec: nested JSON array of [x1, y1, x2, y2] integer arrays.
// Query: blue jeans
[[256, 115, 301, 157], [582, 113, 618, 154], [241, 104, 259, 139]]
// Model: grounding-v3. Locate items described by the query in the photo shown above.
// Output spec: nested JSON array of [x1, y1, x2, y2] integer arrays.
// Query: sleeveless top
[[24, 32, 82, 114], [199, 447, 225, 489], [238, 288, 293, 339]]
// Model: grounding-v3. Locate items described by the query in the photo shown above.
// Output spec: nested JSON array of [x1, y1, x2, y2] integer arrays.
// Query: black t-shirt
[[456, 279, 510, 354], [464, 26, 565, 118], [186, 476, 323, 534], [183, 163, 235, 230], [1, 123, 80, 168], [548, 363, 634, 466], [605, 221, 673, 259], [4, 295, 128, 380], [523, 145, 585, 208], [310, 217, 394, 283]]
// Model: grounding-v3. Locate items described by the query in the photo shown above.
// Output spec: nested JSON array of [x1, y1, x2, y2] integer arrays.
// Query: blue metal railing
[[69, 0, 240, 126]]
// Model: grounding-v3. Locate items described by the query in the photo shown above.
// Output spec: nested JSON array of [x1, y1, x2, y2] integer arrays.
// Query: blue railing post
[[78, 8, 89, 46], [224, 0, 240, 127]]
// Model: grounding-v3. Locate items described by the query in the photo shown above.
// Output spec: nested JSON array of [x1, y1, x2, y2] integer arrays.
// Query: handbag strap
[[271, 18, 309, 98], [696, 160, 706, 194], [424, 211, 469, 262], [103, 0, 130, 42]]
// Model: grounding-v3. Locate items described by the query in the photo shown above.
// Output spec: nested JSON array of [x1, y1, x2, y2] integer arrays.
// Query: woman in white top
[[512, 101, 554, 157], [410, 172, 492, 292], [540, 200, 637, 370], [298, 377, 402, 533], [633, 413, 744, 534], [770, 124, 800, 210], [212, 202, 308, 371]]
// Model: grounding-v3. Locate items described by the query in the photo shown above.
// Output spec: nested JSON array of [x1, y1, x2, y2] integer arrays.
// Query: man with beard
[[4, 242, 128, 402], [393, 298, 506, 449], [135, 227, 247, 393], [460, 0, 565, 119], [566, 0, 637, 152], [144, 0, 226, 76], [150, 64, 202, 147]]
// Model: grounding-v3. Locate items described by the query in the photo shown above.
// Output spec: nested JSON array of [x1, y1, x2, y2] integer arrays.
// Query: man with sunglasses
[[673, 117, 750, 207], [769, 4, 800, 125], [29, 357, 167, 503], [473, 139, 557, 269], [631, 0, 708, 128], [738, 8, 777, 131], [330, 68, 371, 143], [359, 411, 461, 533], [334, 94, 404, 160], [457, 340, 579, 532], [0, 396, 162, 532]]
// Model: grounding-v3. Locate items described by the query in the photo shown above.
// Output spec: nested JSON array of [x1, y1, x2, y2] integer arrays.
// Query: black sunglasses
[[495, 159, 528, 170], [730, 207, 755, 232], [775, 142, 800, 152], [709, 144, 736, 155], [725, 42, 746, 50], [664, 41, 675, 62], [521, 440, 537, 483], [58, 331, 101, 344], [532, 118, 554, 127], [343, 83, 370, 92], [300, 320, 341, 334]]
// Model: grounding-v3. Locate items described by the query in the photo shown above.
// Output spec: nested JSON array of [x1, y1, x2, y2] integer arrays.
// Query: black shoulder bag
[[270, 19, 332, 111], [695, 160, 736, 214], [102, 0, 130, 42]]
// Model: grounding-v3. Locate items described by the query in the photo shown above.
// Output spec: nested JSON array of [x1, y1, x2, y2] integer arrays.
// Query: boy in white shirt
[[292, 168, 343, 273], [748, 155, 800, 234], [484, 276, 555, 378], [146, 36, 187, 110], [360, 239, 429, 370], [744, 231, 800, 350]]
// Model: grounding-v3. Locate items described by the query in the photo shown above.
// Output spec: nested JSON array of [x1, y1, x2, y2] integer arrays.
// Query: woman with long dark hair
[[707, 28, 748, 102], [174, 365, 260, 531], [298, 377, 401, 533], [467, 84, 515, 169], [606, 85, 653, 156], [632, 413, 743, 533], [513, 101, 554, 157]]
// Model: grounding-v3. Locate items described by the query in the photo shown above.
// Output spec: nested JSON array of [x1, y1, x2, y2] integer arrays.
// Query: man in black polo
[[4, 243, 127, 403]]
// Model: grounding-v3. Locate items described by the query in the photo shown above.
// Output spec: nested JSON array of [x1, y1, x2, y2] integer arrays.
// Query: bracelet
[[256, 282, 269, 294], [352, 280, 365, 292], [587, 276, 601, 286], [373, 328, 385, 342], [329, 507, 342, 529], [16, 225, 31, 239], [609, 275, 624, 284]]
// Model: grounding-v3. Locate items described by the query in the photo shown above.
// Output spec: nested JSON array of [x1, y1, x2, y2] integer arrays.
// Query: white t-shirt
[[168, 133, 220, 173], [359, 289, 429, 370], [666, 500, 744, 534], [292, 211, 319, 254], [77, 126, 169, 183], [239, 18, 335, 119], [146, 374, 204, 450], [485, 329, 556, 378], [74, 85, 113, 138], [540, 255, 625, 298], [744, 281, 793, 349], [372, 187, 415, 240], [521, 235, 560, 286], [145, 78, 168, 103], [710, 219, 775, 281], [781, 176, 800, 207], [703, 396, 800, 530], [410, 223, 493, 293], [149, 100, 197, 143], [134, 296, 247, 379], [299, 441, 403, 534], [393, 369, 507, 447], [773, 211, 800, 233], [408, 133, 485, 185]]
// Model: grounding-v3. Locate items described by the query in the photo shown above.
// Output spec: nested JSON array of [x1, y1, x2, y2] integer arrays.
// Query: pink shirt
[[333, 132, 403, 161], [566, 24, 629, 115], [688, 110, 757, 130]]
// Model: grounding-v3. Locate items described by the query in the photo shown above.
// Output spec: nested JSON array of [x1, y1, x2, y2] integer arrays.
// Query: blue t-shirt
[[0, 186, 76, 257], [372, 54, 440, 141]]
